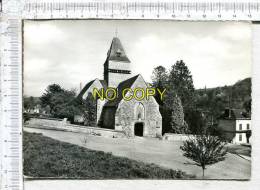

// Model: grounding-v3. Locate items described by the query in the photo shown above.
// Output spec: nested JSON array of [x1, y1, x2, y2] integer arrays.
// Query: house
[[24, 104, 41, 114], [218, 108, 251, 144], [78, 37, 162, 138]]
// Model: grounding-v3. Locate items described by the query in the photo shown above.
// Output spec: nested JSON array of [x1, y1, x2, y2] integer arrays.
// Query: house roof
[[77, 79, 107, 99], [107, 37, 130, 62], [77, 79, 95, 98], [100, 80, 108, 91], [219, 108, 251, 120], [104, 74, 140, 107]]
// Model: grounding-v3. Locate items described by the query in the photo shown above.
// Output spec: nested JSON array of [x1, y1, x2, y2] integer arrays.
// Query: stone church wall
[[96, 99, 106, 126], [114, 75, 162, 138], [82, 79, 103, 99]]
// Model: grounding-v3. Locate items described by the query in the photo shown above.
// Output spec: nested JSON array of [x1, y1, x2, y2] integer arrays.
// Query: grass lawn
[[226, 144, 251, 157], [23, 131, 192, 179]]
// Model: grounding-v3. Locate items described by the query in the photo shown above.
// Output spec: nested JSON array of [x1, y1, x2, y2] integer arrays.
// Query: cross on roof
[[115, 28, 118, 37]]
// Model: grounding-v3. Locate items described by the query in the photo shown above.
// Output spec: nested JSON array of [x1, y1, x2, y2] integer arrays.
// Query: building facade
[[218, 108, 251, 144], [78, 37, 162, 138]]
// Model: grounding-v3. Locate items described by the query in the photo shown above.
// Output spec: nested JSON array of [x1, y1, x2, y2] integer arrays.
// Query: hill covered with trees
[[196, 77, 251, 122], [151, 60, 251, 135], [24, 60, 251, 136]]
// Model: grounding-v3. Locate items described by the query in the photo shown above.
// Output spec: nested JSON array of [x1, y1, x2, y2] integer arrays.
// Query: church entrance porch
[[134, 122, 144, 137]]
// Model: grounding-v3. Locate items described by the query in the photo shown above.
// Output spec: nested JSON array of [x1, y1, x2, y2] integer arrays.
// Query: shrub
[[180, 134, 227, 178], [156, 133, 163, 140], [23, 113, 31, 123]]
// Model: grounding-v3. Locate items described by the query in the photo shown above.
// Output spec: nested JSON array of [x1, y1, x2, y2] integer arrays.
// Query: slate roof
[[219, 108, 251, 120], [107, 37, 130, 62], [100, 80, 108, 91], [104, 74, 140, 107], [77, 79, 107, 99], [77, 80, 95, 98]]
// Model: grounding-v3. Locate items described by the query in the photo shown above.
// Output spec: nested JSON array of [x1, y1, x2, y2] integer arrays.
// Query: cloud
[[24, 21, 66, 45], [24, 20, 251, 97]]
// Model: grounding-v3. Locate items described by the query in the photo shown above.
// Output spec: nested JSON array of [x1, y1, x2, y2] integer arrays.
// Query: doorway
[[134, 122, 144, 136]]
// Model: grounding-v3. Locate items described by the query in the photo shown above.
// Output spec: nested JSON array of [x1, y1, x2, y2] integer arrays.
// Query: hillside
[[195, 78, 251, 121]]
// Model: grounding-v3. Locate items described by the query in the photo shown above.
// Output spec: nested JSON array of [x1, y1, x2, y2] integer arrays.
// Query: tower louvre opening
[[104, 37, 132, 88]]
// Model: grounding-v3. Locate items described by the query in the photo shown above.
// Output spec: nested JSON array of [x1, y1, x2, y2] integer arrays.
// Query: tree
[[168, 60, 195, 111], [243, 99, 251, 114], [184, 109, 207, 135], [180, 135, 227, 178], [24, 96, 36, 110], [40, 84, 64, 113], [195, 88, 225, 125], [40, 84, 84, 121], [167, 60, 197, 133], [151, 64, 191, 134], [207, 125, 226, 141], [83, 93, 97, 126], [52, 90, 87, 122], [165, 92, 188, 133], [151, 66, 168, 105], [152, 66, 168, 88]]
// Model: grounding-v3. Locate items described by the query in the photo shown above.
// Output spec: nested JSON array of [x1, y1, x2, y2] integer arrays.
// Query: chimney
[[80, 82, 82, 91]]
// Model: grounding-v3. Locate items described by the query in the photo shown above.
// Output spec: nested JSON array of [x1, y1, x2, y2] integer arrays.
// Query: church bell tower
[[104, 37, 131, 88]]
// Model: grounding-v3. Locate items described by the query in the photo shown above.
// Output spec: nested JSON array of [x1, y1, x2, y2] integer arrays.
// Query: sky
[[24, 20, 252, 97]]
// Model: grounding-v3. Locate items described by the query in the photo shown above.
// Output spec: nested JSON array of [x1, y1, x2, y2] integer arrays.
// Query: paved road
[[24, 127, 251, 179]]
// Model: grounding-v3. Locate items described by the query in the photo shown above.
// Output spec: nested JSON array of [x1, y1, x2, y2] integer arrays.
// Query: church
[[78, 37, 162, 138]]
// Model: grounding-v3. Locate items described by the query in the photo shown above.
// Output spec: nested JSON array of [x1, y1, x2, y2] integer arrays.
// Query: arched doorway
[[134, 122, 144, 136]]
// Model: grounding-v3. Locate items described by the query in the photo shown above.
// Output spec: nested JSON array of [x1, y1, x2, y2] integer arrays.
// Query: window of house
[[247, 124, 250, 130], [239, 124, 242, 130], [239, 134, 242, 141]]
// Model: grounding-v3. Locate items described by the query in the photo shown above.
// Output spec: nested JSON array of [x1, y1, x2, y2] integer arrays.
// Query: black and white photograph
[[23, 20, 251, 180]]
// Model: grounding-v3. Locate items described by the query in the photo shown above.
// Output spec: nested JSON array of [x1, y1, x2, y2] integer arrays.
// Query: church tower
[[104, 37, 131, 88]]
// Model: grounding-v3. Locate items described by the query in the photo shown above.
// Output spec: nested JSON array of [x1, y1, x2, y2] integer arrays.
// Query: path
[[24, 127, 251, 179]]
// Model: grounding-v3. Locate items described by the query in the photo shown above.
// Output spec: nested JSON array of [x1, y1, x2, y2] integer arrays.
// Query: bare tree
[[180, 135, 227, 178]]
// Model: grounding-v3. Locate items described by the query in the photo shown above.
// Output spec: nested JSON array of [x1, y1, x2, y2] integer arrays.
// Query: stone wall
[[28, 117, 68, 127], [163, 133, 194, 141], [26, 118, 125, 138], [114, 75, 162, 138]]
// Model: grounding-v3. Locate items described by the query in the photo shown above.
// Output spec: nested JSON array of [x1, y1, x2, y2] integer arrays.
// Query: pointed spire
[[107, 37, 130, 62], [115, 28, 118, 38]]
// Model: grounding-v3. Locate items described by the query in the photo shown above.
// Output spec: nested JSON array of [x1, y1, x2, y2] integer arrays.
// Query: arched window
[[135, 103, 145, 120]]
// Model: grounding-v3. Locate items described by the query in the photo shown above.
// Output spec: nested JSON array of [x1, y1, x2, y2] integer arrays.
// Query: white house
[[218, 108, 251, 144]]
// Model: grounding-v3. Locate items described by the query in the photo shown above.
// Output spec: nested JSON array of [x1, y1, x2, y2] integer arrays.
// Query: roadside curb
[[233, 153, 251, 161]]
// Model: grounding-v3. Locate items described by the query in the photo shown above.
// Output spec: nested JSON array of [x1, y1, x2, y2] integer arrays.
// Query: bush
[[156, 133, 163, 140], [180, 134, 227, 178], [23, 113, 31, 123]]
